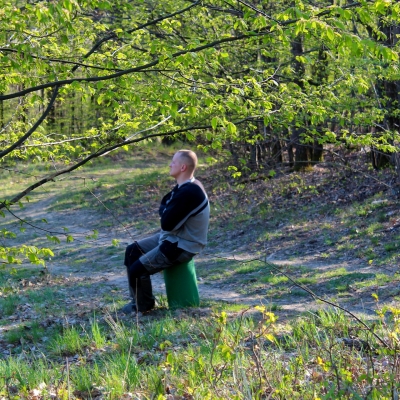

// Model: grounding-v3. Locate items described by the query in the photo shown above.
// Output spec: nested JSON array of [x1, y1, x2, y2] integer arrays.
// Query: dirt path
[[4, 187, 396, 322], [5, 191, 263, 306]]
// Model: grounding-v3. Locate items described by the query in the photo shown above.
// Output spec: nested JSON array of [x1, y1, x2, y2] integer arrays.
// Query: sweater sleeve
[[160, 183, 208, 231], [159, 189, 173, 217]]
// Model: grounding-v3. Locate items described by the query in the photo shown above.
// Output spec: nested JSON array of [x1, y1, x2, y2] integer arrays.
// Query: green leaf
[[166, 353, 173, 364], [226, 122, 237, 135], [188, 106, 197, 117]]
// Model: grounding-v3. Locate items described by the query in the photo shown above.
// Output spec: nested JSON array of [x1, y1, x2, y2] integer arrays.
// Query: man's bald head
[[176, 150, 198, 174]]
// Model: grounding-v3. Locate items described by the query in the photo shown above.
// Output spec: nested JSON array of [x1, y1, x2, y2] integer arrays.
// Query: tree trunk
[[0, 96, 3, 128], [291, 33, 310, 170], [249, 144, 259, 170], [370, 17, 399, 169], [70, 91, 75, 136]]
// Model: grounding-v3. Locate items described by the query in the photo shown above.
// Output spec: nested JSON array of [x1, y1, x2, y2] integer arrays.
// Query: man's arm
[[158, 186, 176, 217]]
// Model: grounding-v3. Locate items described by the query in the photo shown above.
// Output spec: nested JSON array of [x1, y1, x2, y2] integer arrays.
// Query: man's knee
[[124, 242, 143, 267]]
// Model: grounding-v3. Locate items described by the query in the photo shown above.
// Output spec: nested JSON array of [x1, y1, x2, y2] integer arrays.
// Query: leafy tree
[[1, 0, 399, 266]]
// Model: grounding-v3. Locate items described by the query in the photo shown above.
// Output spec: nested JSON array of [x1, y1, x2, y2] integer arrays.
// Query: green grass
[[48, 325, 88, 356], [384, 241, 399, 252], [320, 272, 376, 293], [1, 306, 400, 399], [260, 274, 288, 285], [3, 321, 47, 345], [0, 293, 21, 317], [2, 151, 400, 398]]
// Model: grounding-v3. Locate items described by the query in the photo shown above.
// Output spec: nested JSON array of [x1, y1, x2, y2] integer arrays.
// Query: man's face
[[169, 153, 183, 178]]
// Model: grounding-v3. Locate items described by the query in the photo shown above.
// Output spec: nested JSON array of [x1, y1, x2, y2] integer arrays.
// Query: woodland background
[[0, 1, 400, 399]]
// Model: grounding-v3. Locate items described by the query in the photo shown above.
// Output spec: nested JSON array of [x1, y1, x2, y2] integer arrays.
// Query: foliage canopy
[[0, 0, 399, 265]]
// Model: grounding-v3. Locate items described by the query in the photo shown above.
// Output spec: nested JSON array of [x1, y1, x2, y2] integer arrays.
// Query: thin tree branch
[[234, 0, 280, 24], [0, 0, 370, 101], [0, 85, 59, 159], [0, 48, 123, 72], [124, 106, 185, 141], [0, 117, 254, 210], [20, 134, 102, 148], [76, 0, 202, 65]]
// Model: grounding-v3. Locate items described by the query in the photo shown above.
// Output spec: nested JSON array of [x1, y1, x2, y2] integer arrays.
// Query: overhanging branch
[[0, 125, 209, 210], [0, 85, 59, 159], [0, 0, 370, 101], [0, 117, 255, 210]]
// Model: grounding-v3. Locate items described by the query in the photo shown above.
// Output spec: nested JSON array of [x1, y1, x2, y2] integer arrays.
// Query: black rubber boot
[[122, 242, 155, 313], [130, 275, 155, 312]]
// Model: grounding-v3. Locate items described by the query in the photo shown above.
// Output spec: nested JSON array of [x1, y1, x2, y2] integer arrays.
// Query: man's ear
[[181, 164, 187, 172]]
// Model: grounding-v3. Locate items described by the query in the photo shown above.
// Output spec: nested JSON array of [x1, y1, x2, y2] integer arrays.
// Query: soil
[[3, 153, 399, 329]]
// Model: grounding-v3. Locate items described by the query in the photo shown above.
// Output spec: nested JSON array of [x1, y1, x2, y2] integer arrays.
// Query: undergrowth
[[0, 304, 400, 399], [1, 148, 400, 398]]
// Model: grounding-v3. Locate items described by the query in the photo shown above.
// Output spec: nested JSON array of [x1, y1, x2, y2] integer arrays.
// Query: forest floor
[[1, 148, 400, 353]]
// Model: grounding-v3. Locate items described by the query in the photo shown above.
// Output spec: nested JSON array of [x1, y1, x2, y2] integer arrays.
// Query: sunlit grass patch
[[322, 272, 376, 292], [364, 222, 383, 236], [316, 267, 348, 279], [234, 261, 264, 275], [296, 275, 318, 285], [48, 325, 88, 356], [289, 287, 310, 297], [260, 274, 288, 285], [197, 258, 233, 280], [384, 240, 399, 253], [352, 273, 394, 289]]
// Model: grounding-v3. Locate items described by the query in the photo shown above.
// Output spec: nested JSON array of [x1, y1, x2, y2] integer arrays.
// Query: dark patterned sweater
[[158, 181, 210, 254]]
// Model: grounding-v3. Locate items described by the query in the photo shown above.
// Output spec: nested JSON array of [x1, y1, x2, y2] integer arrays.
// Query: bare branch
[[234, 0, 280, 24], [20, 134, 102, 148]]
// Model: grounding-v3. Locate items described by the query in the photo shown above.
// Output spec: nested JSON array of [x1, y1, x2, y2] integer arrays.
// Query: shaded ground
[[1, 151, 399, 342]]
